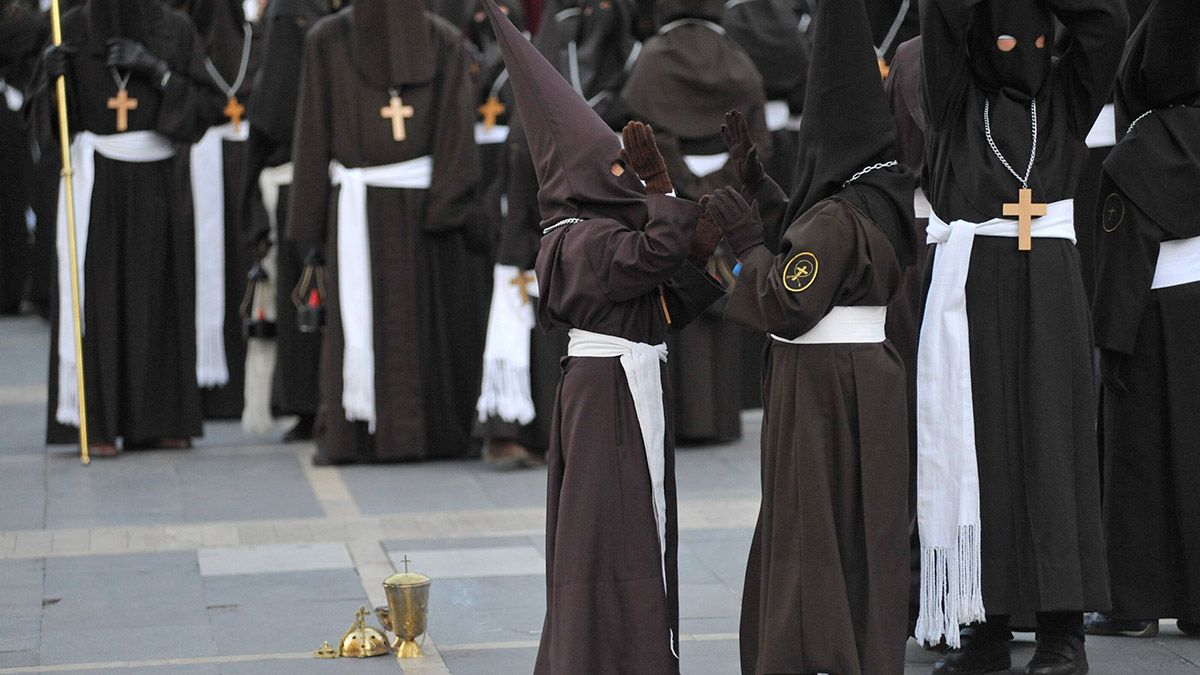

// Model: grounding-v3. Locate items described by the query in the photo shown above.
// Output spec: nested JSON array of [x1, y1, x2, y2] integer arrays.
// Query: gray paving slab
[[42, 664, 221, 675], [44, 454, 185, 528], [679, 528, 753, 593], [0, 317, 50, 387], [439, 646, 538, 675], [219, 657, 401, 674], [0, 454, 46, 530], [0, 404, 46, 456], [678, 636, 741, 675], [177, 452, 323, 523], [674, 446, 760, 501], [427, 576, 545, 647], [340, 462, 493, 515], [0, 559, 43, 663]]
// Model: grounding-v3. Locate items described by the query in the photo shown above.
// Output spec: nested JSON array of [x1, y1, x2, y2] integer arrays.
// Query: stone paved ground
[[1, 315, 1198, 674]]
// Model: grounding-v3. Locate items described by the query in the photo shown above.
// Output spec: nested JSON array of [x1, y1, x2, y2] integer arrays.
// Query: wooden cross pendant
[[478, 96, 506, 130], [107, 88, 138, 132], [510, 269, 536, 305], [1003, 187, 1047, 251], [380, 95, 415, 142], [224, 96, 245, 133], [877, 56, 890, 80]]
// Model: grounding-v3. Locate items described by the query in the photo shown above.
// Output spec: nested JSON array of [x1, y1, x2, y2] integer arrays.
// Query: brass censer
[[380, 556, 431, 658]]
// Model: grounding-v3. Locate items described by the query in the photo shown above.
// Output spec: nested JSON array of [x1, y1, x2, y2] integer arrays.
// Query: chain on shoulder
[[542, 217, 584, 236], [843, 160, 899, 187]]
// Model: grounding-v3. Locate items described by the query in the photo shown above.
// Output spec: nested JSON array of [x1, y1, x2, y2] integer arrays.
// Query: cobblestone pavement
[[1, 316, 1198, 674]]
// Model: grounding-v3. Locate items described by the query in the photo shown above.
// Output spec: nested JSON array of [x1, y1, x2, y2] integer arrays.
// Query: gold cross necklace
[[107, 68, 137, 132], [984, 97, 1046, 251], [203, 22, 254, 133]]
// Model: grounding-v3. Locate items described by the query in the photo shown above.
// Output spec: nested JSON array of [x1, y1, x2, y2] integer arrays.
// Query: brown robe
[[286, 10, 489, 462], [729, 198, 910, 675], [533, 194, 724, 674]]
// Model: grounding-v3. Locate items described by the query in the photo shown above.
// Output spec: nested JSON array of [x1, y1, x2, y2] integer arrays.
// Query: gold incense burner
[[337, 607, 391, 658], [382, 557, 431, 659]]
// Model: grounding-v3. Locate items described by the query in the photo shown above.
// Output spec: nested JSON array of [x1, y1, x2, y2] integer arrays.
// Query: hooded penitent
[[621, 0, 762, 139], [784, 0, 916, 265], [87, 0, 156, 50], [967, 0, 1054, 101], [467, 0, 525, 109], [245, 0, 334, 144], [722, 0, 809, 103], [352, 0, 437, 90], [482, 0, 648, 230], [174, 0, 249, 82], [865, 0, 920, 65], [530, 0, 639, 113]]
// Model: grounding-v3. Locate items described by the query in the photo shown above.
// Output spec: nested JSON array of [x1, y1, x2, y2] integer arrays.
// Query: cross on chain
[[478, 96, 506, 130], [1002, 187, 1047, 252], [380, 96, 415, 142], [107, 89, 138, 132]]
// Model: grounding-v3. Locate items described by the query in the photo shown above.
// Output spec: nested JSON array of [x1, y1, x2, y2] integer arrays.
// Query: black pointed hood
[[483, 0, 648, 231], [176, 0, 248, 83], [967, 0, 1054, 100], [87, 0, 157, 50], [784, 0, 915, 265], [352, 0, 438, 90]]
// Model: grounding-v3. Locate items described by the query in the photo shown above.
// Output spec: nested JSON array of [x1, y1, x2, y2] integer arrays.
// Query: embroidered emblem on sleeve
[[1102, 193, 1125, 233], [782, 252, 819, 293]]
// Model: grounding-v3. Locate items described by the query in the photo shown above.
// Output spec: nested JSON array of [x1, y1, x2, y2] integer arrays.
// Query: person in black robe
[[0, 0, 41, 315], [867, 0, 921, 77], [237, 0, 336, 442], [169, 0, 264, 420], [37, 0, 223, 455], [477, 0, 640, 466], [914, 0, 1126, 672], [286, 0, 489, 464], [712, 0, 917, 669], [1085, 0, 1200, 641], [619, 0, 768, 444], [480, 0, 725, 669]]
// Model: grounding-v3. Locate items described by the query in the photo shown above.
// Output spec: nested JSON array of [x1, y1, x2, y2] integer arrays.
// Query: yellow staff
[[49, 0, 90, 465]]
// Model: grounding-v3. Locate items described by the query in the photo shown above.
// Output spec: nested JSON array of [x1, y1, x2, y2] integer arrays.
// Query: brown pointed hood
[[352, 0, 438, 90], [483, 0, 648, 231], [785, 0, 916, 265]]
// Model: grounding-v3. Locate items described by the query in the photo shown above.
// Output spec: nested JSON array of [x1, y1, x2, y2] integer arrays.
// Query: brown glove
[[705, 187, 763, 259], [721, 110, 765, 192], [689, 197, 722, 268], [620, 121, 673, 194]]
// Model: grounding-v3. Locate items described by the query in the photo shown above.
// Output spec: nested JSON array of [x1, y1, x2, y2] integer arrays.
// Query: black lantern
[[240, 262, 277, 339], [292, 250, 327, 334]]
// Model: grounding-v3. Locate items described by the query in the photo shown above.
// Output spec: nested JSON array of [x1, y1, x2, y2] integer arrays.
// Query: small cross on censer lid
[[384, 555, 430, 587]]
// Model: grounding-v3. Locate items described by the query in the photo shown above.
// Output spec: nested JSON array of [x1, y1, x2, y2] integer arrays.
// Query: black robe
[[1093, 0, 1200, 622], [0, 1, 42, 314], [918, 0, 1125, 615], [286, 10, 489, 462], [39, 4, 221, 444], [730, 198, 910, 675], [240, 0, 329, 419], [533, 194, 723, 674]]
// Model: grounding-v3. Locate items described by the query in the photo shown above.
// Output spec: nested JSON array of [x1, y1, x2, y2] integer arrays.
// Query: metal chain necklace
[[844, 160, 898, 188], [203, 23, 254, 98], [108, 67, 132, 92], [983, 97, 1038, 189]]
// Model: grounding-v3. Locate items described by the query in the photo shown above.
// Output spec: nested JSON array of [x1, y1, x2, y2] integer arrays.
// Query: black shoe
[[1178, 619, 1200, 636], [1025, 634, 1088, 675], [933, 631, 1012, 674], [284, 415, 315, 443], [1084, 612, 1158, 637]]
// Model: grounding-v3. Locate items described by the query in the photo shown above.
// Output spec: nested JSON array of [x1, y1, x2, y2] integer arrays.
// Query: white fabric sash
[[1, 79, 23, 112], [566, 328, 676, 657], [915, 199, 1075, 647], [330, 156, 433, 432], [914, 187, 932, 219], [191, 122, 249, 388], [257, 161, 294, 233], [1152, 235, 1200, 290], [765, 99, 790, 133], [770, 306, 887, 344], [683, 153, 729, 178], [474, 123, 510, 145], [476, 265, 538, 425], [1086, 103, 1117, 149], [55, 130, 176, 426]]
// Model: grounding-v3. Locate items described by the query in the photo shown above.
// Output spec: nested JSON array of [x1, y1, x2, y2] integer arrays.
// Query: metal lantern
[[291, 252, 328, 334], [240, 262, 277, 339]]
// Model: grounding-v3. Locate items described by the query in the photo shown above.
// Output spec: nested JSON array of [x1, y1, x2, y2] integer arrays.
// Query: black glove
[[43, 43, 75, 82], [689, 197, 721, 268], [705, 187, 763, 259], [620, 121, 673, 194], [721, 110, 765, 192], [254, 237, 273, 262], [106, 38, 169, 86], [1100, 349, 1129, 394]]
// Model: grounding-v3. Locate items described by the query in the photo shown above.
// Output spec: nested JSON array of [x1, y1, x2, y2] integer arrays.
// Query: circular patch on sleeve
[[1102, 193, 1125, 233], [782, 252, 819, 293]]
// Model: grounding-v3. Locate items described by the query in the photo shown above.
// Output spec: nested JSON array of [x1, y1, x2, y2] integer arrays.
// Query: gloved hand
[[689, 196, 722, 268], [620, 120, 673, 194], [705, 187, 763, 259], [1100, 349, 1129, 394], [43, 43, 75, 82], [254, 236, 273, 262], [721, 110, 765, 193], [106, 38, 169, 86]]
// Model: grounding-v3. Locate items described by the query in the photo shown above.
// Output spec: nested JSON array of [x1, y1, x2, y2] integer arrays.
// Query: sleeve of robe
[[1117, 0, 1200, 116], [157, 17, 227, 142], [582, 194, 700, 302], [425, 25, 486, 252], [1091, 198, 1164, 356], [661, 260, 726, 331], [284, 24, 331, 251], [918, 0, 986, 130], [725, 201, 872, 339], [1044, 0, 1128, 139], [238, 126, 274, 245]]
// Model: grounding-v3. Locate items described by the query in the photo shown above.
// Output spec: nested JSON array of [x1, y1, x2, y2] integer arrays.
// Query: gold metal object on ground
[[383, 557, 432, 659], [49, 0, 89, 465], [337, 606, 391, 658], [374, 605, 393, 633], [313, 641, 338, 659]]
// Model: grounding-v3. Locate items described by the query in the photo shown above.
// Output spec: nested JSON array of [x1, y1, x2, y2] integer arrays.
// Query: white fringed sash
[[1152, 235, 1200, 290], [915, 199, 1075, 647], [474, 123, 510, 145], [330, 156, 433, 433], [765, 99, 790, 132], [770, 306, 887, 344], [566, 328, 676, 658], [476, 264, 538, 425], [191, 122, 249, 388], [55, 131, 176, 426]]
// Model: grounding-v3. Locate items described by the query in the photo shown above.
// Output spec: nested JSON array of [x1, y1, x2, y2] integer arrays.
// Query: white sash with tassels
[[476, 264, 538, 425]]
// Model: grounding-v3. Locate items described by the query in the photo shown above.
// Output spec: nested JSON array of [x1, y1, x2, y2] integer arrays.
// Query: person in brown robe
[[480, 0, 725, 671], [37, 0, 223, 455], [710, 0, 918, 671], [286, 0, 490, 463]]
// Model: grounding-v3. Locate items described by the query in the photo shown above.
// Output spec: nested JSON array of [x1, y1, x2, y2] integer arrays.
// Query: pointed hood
[[87, 0, 157, 50], [352, 0, 438, 90], [483, 0, 648, 230], [176, 0, 248, 83], [785, 0, 915, 265]]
